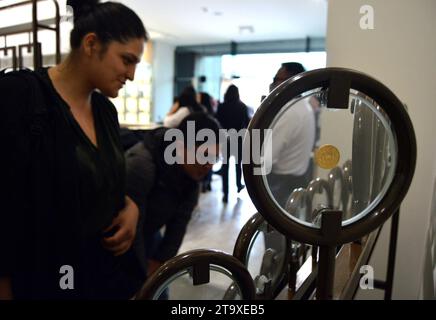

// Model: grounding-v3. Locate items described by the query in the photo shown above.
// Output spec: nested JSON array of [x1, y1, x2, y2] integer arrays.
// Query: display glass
[[260, 88, 398, 229]]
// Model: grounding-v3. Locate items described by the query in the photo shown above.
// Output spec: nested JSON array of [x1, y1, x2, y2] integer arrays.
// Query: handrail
[[327, 166, 349, 213], [342, 160, 352, 191], [0, 0, 33, 11], [0, 18, 56, 37], [284, 187, 306, 220], [0, 0, 60, 69], [305, 178, 333, 222]]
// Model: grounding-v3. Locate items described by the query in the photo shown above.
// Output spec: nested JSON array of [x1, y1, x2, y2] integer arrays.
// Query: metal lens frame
[[243, 68, 416, 246], [136, 249, 256, 300]]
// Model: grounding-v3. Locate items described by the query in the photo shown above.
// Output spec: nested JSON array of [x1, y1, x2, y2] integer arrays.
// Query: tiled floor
[[178, 174, 257, 255], [165, 161, 264, 299]]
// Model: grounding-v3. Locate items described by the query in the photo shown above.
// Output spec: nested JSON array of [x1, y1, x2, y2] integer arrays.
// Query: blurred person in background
[[164, 86, 207, 128], [216, 85, 250, 203]]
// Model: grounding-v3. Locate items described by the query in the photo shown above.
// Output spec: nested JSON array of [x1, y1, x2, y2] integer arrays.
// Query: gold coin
[[315, 145, 340, 169]]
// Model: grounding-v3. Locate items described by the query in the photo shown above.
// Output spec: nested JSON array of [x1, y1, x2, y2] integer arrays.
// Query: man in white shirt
[[267, 63, 316, 207]]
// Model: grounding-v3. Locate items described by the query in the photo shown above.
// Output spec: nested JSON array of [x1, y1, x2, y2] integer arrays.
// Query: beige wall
[[326, 0, 436, 299], [151, 40, 175, 123]]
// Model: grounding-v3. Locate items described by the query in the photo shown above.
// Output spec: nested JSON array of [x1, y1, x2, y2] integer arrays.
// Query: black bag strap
[[1, 68, 48, 136], [26, 71, 49, 136]]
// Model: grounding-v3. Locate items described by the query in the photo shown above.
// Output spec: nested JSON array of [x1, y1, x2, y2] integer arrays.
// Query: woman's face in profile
[[90, 37, 145, 98]]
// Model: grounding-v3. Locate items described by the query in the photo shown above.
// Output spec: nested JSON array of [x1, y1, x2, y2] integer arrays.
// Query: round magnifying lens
[[243, 68, 416, 245]]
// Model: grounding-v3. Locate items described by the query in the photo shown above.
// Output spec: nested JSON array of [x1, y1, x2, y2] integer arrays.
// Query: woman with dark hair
[[0, 0, 147, 299], [164, 85, 207, 127], [198, 91, 215, 115], [216, 85, 250, 203]]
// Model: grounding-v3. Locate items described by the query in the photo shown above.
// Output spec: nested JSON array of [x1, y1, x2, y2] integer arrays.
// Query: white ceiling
[[121, 0, 328, 46]]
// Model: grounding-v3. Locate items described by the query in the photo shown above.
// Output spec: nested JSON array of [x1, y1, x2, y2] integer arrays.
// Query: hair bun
[[67, 0, 100, 21]]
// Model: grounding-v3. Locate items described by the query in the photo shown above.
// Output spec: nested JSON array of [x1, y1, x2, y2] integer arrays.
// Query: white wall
[[419, 144, 436, 299], [326, 0, 436, 299], [151, 40, 175, 123]]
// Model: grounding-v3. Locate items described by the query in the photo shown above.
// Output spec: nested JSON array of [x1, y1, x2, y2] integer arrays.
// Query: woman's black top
[[41, 68, 125, 238], [0, 69, 144, 299], [215, 100, 250, 131]]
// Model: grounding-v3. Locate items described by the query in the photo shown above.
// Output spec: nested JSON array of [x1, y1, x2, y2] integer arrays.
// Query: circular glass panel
[[259, 89, 398, 229], [243, 68, 416, 245]]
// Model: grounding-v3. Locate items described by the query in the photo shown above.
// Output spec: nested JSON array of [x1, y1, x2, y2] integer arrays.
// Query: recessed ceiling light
[[148, 30, 164, 39], [239, 25, 254, 35]]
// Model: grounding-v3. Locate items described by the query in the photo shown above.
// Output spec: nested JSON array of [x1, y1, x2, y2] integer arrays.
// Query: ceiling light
[[239, 25, 254, 35], [148, 30, 164, 39]]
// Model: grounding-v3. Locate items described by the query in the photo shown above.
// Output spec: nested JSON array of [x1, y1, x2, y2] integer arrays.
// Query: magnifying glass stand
[[315, 209, 343, 300]]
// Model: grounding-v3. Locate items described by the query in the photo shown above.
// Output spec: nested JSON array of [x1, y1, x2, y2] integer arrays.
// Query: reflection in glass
[[305, 178, 332, 227], [261, 89, 397, 228], [327, 166, 350, 216], [285, 188, 306, 221], [245, 222, 287, 296]]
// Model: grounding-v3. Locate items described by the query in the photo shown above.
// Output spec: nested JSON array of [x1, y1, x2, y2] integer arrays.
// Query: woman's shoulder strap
[[0, 68, 49, 136]]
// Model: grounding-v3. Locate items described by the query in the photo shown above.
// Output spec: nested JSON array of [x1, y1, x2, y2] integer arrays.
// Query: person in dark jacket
[[0, 1, 147, 299], [125, 112, 222, 278], [215, 85, 250, 203], [197, 91, 216, 192]]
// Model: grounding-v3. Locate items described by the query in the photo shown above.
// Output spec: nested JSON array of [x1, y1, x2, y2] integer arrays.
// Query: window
[[221, 52, 326, 111]]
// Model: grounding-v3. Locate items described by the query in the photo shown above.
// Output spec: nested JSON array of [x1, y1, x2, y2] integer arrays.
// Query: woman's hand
[[102, 196, 139, 256]]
